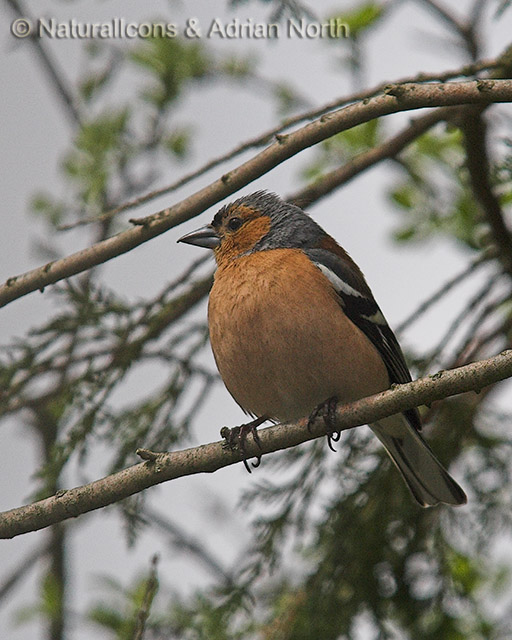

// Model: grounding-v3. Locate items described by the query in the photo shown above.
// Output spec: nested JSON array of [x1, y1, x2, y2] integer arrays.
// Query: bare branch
[[2, 79, 512, 310], [469, 0, 487, 28], [419, 0, 464, 29], [454, 290, 511, 364], [1, 350, 511, 539], [418, 0, 479, 59]]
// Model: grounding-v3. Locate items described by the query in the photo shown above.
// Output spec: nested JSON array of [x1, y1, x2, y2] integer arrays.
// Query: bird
[[178, 191, 467, 507]]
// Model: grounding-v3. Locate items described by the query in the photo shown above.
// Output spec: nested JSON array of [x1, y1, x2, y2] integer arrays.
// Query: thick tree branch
[[1, 350, 511, 539], [58, 57, 498, 230], [461, 110, 512, 276], [2, 79, 512, 310]]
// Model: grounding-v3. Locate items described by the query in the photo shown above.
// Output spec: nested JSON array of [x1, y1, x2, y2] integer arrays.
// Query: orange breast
[[208, 249, 389, 421]]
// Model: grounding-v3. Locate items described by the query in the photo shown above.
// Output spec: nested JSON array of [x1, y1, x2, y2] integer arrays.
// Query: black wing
[[305, 247, 421, 432]]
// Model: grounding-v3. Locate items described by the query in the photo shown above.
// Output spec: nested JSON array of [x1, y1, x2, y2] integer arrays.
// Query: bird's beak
[[177, 224, 220, 249]]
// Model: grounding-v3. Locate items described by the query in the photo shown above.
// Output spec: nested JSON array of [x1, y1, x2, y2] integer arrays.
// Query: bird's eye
[[227, 216, 242, 231]]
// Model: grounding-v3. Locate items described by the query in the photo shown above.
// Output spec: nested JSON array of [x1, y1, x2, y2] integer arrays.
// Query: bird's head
[[178, 191, 323, 264]]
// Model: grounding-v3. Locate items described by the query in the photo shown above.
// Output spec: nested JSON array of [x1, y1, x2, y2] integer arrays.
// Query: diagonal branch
[[6, 0, 82, 125], [395, 250, 492, 334], [2, 79, 512, 310], [287, 108, 451, 208], [0, 540, 51, 599], [145, 507, 234, 585], [58, 57, 498, 230], [1, 349, 511, 539], [418, 0, 480, 60]]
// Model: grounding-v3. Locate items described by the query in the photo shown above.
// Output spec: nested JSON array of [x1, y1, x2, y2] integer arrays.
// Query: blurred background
[[1, 0, 512, 638]]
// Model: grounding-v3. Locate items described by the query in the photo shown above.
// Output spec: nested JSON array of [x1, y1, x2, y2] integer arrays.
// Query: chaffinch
[[178, 191, 466, 507]]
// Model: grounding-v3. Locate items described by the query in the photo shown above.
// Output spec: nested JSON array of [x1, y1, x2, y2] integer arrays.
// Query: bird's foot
[[307, 397, 340, 452], [221, 416, 267, 472]]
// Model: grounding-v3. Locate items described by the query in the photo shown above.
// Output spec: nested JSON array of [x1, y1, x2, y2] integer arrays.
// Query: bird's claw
[[308, 397, 340, 451], [220, 417, 266, 473]]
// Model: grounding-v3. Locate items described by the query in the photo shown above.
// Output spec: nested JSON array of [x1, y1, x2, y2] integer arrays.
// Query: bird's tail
[[371, 415, 467, 507]]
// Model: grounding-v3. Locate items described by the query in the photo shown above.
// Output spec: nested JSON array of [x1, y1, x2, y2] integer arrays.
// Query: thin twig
[[1, 349, 511, 539], [145, 507, 234, 585], [453, 290, 512, 364], [470, 0, 487, 28], [0, 275, 213, 417], [460, 316, 512, 364], [418, 0, 480, 60], [419, 0, 463, 29], [396, 251, 491, 334], [132, 554, 159, 640], [429, 275, 502, 363]]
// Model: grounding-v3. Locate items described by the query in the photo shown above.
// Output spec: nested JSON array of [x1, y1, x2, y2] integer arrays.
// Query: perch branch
[[1, 350, 511, 539]]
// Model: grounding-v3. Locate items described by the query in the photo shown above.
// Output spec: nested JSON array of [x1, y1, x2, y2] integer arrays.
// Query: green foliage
[[62, 109, 130, 208], [88, 570, 159, 640], [88, 575, 256, 640], [31, 193, 66, 227], [495, 0, 512, 19], [274, 82, 306, 116], [29, 34, 231, 229], [330, 1, 385, 39], [164, 128, 192, 158], [81, 413, 512, 639], [495, 138, 512, 204], [220, 55, 256, 79], [14, 573, 63, 629], [79, 62, 117, 103], [167, 592, 255, 640], [130, 36, 211, 109], [220, 410, 511, 639]]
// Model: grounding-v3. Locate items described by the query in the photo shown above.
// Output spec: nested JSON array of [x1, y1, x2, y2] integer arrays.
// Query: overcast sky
[[1, 1, 511, 638]]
